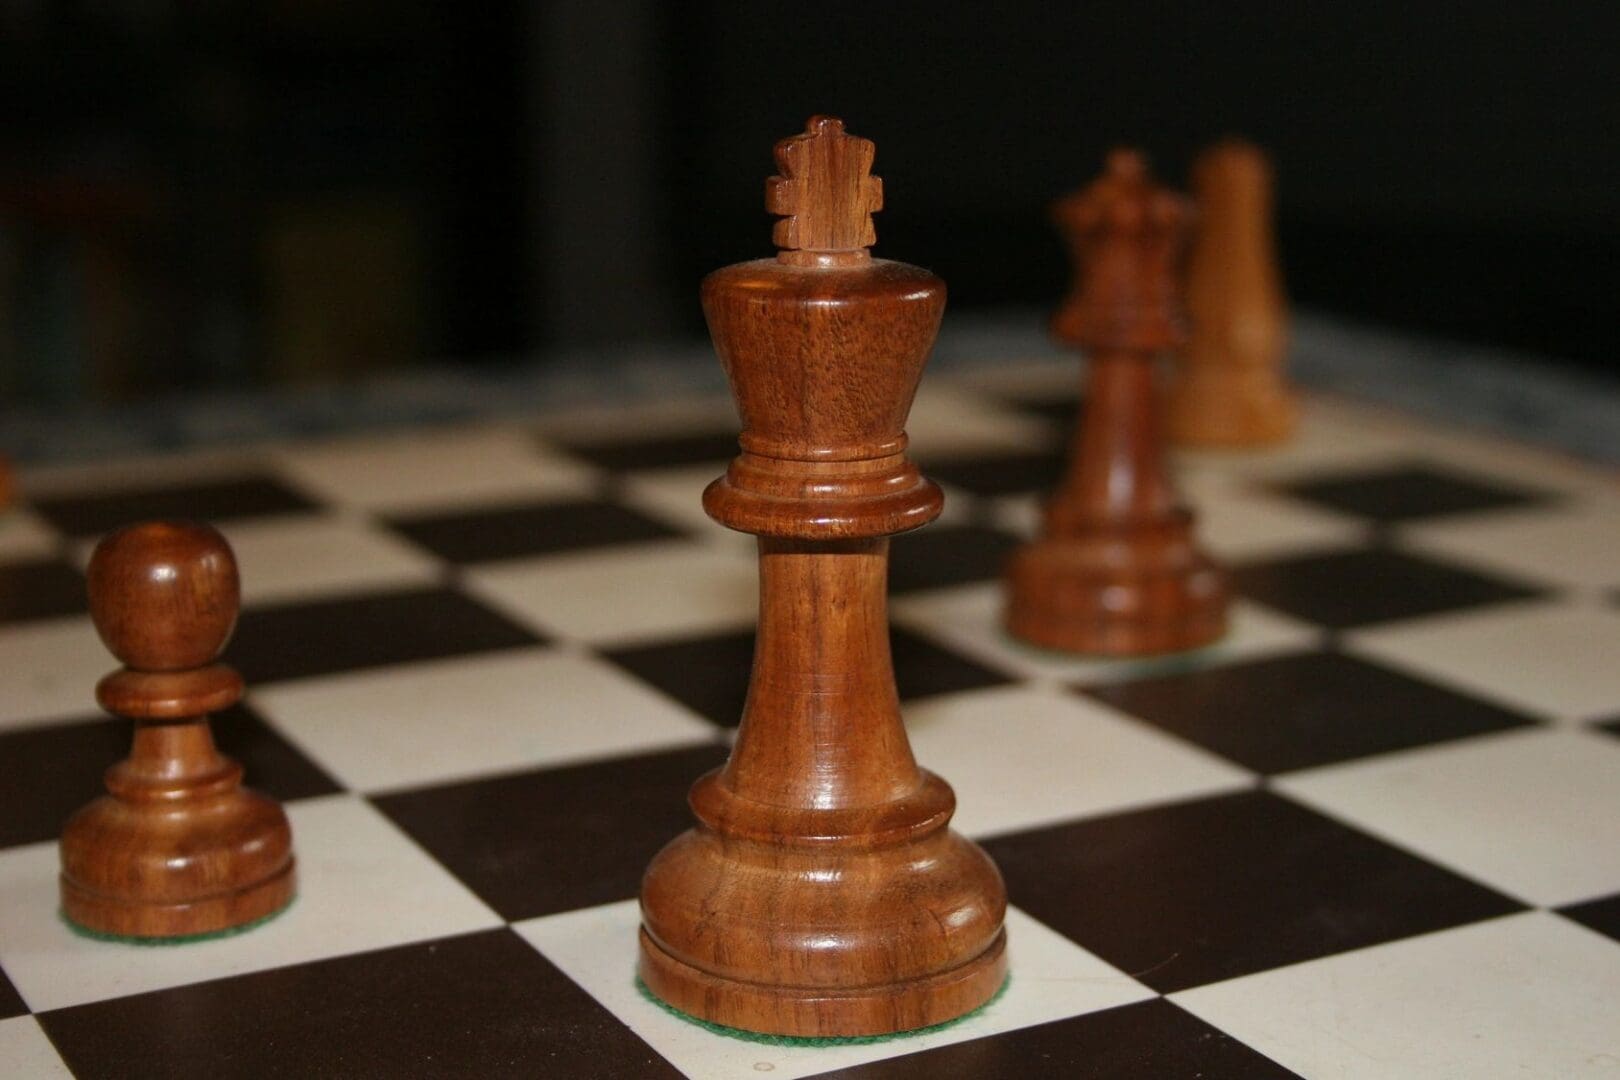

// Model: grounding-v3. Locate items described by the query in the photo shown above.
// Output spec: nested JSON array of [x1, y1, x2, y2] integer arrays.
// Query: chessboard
[[1, 361, 1617, 1079]]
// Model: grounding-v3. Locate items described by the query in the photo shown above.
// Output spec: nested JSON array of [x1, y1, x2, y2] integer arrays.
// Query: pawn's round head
[[88, 521, 241, 672]]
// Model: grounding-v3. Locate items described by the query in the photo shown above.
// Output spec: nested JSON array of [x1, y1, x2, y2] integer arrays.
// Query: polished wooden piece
[[1166, 139, 1298, 446], [638, 117, 1007, 1037], [59, 521, 295, 938], [1006, 149, 1229, 655]]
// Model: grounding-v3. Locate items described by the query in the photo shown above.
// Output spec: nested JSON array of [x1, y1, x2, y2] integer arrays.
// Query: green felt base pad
[[634, 972, 1012, 1047], [60, 896, 295, 946]]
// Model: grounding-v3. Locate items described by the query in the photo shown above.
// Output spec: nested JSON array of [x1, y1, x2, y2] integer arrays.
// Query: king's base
[[61, 858, 296, 941], [1164, 370, 1298, 448], [1006, 531, 1229, 656], [639, 926, 1007, 1038]]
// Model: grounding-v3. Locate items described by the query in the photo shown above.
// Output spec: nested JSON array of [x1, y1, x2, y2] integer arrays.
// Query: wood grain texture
[[638, 117, 1007, 1037], [1006, 150, 1230, 655], [59, 521, 294, 938], [1166, 139, 1299, 446]]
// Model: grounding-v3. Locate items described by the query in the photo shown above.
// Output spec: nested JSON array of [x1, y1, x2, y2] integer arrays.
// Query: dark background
[[2, 1, 1614, 404]]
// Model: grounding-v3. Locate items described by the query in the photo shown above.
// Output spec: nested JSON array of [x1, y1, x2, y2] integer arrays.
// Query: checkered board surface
[[1, 362, 1618, 1079]]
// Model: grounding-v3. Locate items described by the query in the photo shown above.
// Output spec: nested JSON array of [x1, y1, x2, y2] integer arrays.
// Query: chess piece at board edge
[[1165, 138, 1299, 446], [59, 520, 295, 938], [1005, 148, 1230, 655], [637, 116, 1008, 1037]]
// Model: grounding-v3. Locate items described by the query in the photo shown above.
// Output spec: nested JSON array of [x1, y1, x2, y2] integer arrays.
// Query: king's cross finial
[[766, 116, 883, 257]]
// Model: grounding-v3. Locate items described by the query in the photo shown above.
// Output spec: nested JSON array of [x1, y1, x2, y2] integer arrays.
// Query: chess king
[[637, 117, 1008, 1037]]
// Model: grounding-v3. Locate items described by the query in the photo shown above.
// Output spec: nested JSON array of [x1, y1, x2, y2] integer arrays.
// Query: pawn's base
[[59, 785, 296, 940], [1164, 370, 1298, 448], [61, 859, 296, 941], [1006, 528, 1229, 656], [62, 891, 294, 946], [639, 926, 1007, 1038]]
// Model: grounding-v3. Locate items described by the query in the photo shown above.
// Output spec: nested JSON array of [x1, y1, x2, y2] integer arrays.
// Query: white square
[[1406, 422, 1617, 503], [981, 492, 1043, 537], [0, 617, 106, 730], [533, 395, 737, 445], [465, 540, 756, 647], [0, 795, 500, 1012], [617, 465, 751, 551], [1277, 728, 1620, 907], [1172, 912, 1620, 1080], [892, 581, 1319, 685], [906, 382, 1058, 460], [1348, 600, 1620, 723], [514, 900, 1152, 1080], [983, 475, 1368, 566], [0, 507, 59, 562], [906, 684, 1252, 839], [943, 358, 1076, 402], [219, 514, 441, 606], [1401, 500, 1620, 592], [1171, 398, 1421, 486], [251, 647, 716, 792], [21, 448, 267, 500], [0, 1017, 73, 1079], [272, 425, 598, 513], [1181, 473, 1370, 562]]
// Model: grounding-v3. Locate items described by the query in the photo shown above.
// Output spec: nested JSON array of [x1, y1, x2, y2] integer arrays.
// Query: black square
[[807, 998, 1300, 1080], [373, 743, 729, 921], [1082, 651, 1536, 774], [226, 586, 542, 685], [0, 967, 24, 1020], [920, 450, 1066, 497], [980, 789, 1523, 994], [31, 474, 318, 538], [0, 558, 86, 624], [553, 428, 739, 471], [890, 524, 1020, 594], [388, 498, 682, 564], [605, 627, 1013, 728], [0, 704, 340, 850], [1276, 463, 1551, 523], [1594, 716, 1620, 740], [1231, 547, 1542, 629], [37, 928, 682, 1080], [893, 627, 1016, 702], [604, 629, 753, 727], [1559, 893, 1620, 944], [1008, 390, 1083, 427]]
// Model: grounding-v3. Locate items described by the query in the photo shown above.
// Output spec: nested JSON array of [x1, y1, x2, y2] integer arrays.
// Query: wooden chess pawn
[[1006, 149, 1229, 655], [59, 521, 295, 939], [638, 117, 1007, 1037], [1165, 139, 1298, 446]]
